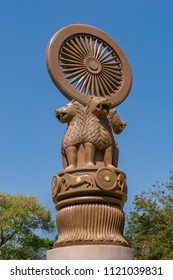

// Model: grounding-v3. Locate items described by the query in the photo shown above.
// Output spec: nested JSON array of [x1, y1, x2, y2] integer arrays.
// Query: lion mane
[[82, 97, 114, 151]]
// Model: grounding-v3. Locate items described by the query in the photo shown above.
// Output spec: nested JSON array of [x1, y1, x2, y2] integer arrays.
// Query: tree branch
[[0, 228, 17, 247]]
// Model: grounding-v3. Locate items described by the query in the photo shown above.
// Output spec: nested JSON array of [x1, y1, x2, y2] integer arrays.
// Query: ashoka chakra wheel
[[46, 24, 132, 107], [96, 168, 117, 191]]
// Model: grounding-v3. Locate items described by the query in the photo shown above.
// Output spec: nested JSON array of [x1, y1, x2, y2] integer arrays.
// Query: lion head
[[108, 109, 126, 134], [55, 100, 85, 124], [87, 97, 112, 118]]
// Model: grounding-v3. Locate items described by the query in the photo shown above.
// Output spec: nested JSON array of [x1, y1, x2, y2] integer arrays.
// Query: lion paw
[[86, 162, 95, 168], [65, 165, 76, 171]]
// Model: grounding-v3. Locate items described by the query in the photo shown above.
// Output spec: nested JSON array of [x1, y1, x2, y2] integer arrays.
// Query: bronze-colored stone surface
[[46, 24, 132, 255], [54, 204, 127, 247], [51, 167, 127, 208]]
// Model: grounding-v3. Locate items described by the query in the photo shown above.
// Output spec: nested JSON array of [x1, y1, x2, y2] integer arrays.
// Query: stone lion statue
[[56, 98, 126, 169], [82, 97, 115, 168], [55, 100, 85, 170], [108, 109, 126, 167]]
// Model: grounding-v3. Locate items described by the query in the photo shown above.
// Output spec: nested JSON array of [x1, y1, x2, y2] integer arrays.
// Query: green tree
[[125, 175, 173, 260], [0, 193, 55, 260]]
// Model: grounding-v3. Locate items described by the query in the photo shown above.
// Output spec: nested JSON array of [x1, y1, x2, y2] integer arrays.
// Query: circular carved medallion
[[51, 174, 61, 198], [46, 24, 132, 107], [96, 168, 117, 191]]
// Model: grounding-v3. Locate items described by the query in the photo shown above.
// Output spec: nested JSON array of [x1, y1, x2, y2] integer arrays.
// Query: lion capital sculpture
[[56, 97, 126, 170]]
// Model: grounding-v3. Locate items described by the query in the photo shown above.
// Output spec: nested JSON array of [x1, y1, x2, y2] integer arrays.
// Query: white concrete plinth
[[46, 245, 134, 260]]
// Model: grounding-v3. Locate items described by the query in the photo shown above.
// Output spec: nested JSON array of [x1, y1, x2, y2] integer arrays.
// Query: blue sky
[[0, 0, 173, 223]]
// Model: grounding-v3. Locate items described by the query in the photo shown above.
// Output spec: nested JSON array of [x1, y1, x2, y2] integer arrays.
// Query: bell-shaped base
[[54, 203, 128, 247]]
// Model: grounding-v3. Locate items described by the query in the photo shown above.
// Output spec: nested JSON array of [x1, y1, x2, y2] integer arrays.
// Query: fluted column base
[[54, 203, 128, 247]]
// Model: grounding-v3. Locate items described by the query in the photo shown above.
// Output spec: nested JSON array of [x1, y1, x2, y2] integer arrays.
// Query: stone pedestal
[[51, 167, 128, 247], [46, 245, 134, 260]]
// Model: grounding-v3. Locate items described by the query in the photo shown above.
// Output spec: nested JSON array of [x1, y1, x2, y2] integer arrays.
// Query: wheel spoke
[[62, 46, 82, 61], [100, 73, 115, 93], [103, 61, 121, 66], [74, 37, 88, 56], [62, 66, 85, 74], [74, 72, 88, 89], [69, 39, 86, 58], [94, 75, 100, 96], [65, 42, 84, 59], [103, 70, 122, 86], [84, 35, 91, 54], [97, 45, 108, 60], [60, 58, 81, 65], [66, 68, 86, 79], [70, 70, 87, 84], [91, 75, 95, 95], [103, 64, 122, 70], [102, 71, 119, 89], [80, 73, 90, 92], [101, 55, 118, 64], [89, 36, 94, 56], [60, 51, 83, 63], [99, 75, 111, 95], [100, 50, 113, 62], [61, 63, 83, 69], [93, 39, 98, 57], [85, 74, 92, 95], [79, 36, 89, 55], [103, 68, 122, 81], [97, 76, 106, 96], [96, 42, 103, 58]]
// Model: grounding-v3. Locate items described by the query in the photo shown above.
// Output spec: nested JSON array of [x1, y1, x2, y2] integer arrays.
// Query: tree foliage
[[125, 175, 173, 259], [0, 193, 55, 260]]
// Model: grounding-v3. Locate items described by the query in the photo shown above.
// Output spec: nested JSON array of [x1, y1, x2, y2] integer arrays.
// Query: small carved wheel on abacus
[[96, 168, 118, 191], [46, 24, 132, 107]]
